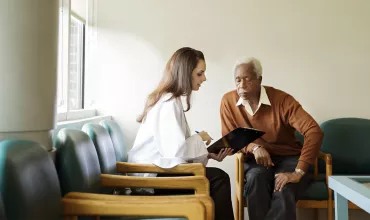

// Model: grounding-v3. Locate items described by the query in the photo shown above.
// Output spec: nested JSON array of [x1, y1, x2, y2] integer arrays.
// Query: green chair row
[[0, 128, 211, 219]]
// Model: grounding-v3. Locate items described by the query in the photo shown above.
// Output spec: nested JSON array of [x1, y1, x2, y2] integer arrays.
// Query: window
[[57, 0, 95, 122], [68, 15, 85, 110]]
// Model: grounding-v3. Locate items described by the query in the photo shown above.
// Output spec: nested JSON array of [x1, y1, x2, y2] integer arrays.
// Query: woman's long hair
[[137, 47, 205, 123]]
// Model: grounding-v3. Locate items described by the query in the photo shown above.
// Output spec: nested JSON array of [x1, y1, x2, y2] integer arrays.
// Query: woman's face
[[191, 59, 207, 91]]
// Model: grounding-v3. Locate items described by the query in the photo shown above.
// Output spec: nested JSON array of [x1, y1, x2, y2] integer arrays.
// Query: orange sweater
[[220, 86, 324, 172]]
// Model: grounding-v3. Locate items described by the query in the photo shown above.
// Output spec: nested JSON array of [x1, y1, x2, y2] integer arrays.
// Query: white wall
[[71, 0, 86, 20], [95, 0, 370, 219], [0, 0, 58, 150]]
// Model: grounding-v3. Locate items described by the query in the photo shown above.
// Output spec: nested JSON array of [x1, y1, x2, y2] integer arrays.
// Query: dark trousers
[[244, 156, 312, 220], [156, 167, 234, 220]]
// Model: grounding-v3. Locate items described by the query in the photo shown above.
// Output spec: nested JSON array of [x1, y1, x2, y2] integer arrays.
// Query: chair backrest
[[82, 123, 117, 174], [55, 128, 102, 196], [319, 118, 370, 174], [0, 140, 62, 220], [99, 120, 127, 162]]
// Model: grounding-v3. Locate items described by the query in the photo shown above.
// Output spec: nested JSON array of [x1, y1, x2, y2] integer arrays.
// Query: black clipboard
[[207, 127, 265, 154]]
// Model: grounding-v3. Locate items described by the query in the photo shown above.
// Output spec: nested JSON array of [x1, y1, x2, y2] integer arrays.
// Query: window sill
[[57, 109, 97, 122], [56, 115, 112, 127], [54, 115, 112, 138]]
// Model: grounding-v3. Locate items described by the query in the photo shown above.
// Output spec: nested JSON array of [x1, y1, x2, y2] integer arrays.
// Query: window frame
[[57, 1, 96, 122], [68, 13, 85, 111]]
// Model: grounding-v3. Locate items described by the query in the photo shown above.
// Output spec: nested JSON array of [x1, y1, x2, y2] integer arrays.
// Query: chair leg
[[239, 198, 244, 220], [234, 196, 239, 220], [328, 189, 333, 220], [314, 208, 319, 220], [328, 200, 333, 220], [234, 195, 244, 220]]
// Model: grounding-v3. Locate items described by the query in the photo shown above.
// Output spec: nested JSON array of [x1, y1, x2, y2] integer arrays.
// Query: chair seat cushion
[[297, 180, 328, 200]]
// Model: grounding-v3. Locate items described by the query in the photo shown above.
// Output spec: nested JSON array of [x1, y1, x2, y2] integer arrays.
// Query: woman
[[128, 47, 234, 220]]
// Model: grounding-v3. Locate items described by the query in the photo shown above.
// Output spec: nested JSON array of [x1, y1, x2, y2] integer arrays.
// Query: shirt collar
[[236, 86, 271, 106]]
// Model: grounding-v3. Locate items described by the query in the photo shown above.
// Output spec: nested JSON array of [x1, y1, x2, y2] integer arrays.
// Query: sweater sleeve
[[220, 97, 238, 136], [281, 95, 324, 172]]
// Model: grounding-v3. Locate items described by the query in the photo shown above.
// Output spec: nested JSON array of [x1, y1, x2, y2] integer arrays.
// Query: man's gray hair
[[233, 57, 262, 78]]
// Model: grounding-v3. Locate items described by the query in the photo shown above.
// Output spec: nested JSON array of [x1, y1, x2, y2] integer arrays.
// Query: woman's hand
[[197, 131, 213, 145], [208, 148, 234, 162]]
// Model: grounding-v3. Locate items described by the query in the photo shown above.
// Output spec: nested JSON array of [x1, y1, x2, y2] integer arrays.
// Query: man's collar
[[236, 86, 271, 106], [236, 97, 243, 106]]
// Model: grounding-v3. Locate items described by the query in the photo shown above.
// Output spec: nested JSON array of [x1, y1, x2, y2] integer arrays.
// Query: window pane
[[57, 1, 66, 114], [68, 16, 84, 111]]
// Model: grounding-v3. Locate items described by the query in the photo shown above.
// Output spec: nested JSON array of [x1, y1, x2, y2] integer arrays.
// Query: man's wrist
[[251, 145, 261, 154], [292, 169, 305, 181], [294, 168, 305, 176]]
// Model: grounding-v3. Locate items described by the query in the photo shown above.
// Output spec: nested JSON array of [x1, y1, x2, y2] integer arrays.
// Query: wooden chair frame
[[64, 164, 214, 219], [63, 196, 207, 220]]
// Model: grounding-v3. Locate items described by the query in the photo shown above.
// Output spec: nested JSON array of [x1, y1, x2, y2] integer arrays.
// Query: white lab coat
[[128, 93, 209, 176]]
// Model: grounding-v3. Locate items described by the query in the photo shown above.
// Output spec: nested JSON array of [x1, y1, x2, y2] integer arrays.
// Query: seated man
[[220, 57, 324, 220]]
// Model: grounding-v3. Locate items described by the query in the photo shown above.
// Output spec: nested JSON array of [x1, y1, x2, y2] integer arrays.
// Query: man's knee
[[273, 183, 297, 200], [245, 167, 273, 185]]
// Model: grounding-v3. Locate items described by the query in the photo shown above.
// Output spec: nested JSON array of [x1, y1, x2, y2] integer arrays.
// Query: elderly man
[[220, 58, 324, 220]]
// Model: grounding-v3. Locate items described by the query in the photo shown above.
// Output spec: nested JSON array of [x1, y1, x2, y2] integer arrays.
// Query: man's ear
[[258, 76, 263, 84]]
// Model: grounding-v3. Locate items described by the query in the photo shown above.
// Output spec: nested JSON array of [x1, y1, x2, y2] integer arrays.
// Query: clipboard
[[207, 127, 265, 154]]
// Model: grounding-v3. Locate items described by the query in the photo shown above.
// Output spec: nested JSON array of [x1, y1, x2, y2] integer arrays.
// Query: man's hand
[[253, 147, 274, 167], [208, 148, 234, 162], [274, 172, 302, 192]]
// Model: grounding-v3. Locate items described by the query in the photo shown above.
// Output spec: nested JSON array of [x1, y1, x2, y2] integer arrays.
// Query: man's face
[[235, 63, 261, 100]]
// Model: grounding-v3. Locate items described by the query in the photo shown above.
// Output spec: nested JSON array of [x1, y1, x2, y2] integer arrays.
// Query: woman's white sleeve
[[153, 100, 208, 168]]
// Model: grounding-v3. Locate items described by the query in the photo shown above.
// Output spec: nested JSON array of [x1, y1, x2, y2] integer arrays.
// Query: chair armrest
[[236, 152, 245, 163], [62, 197, 206, 220], [100, 174, 210, 195], [317, 151, 334, 219], [65, 192, 214, 220], [317, 151, 333, 180], [116, 162, 205, 176], [318, 151, 332, 165]]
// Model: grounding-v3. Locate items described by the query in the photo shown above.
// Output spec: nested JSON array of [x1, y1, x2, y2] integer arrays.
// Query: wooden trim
[[296, 200, 327, 208], [116, 162, 205, 176], [65, 192, 214, 220], [100, 174, 210, 195], [62, 198, 206, 220]]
